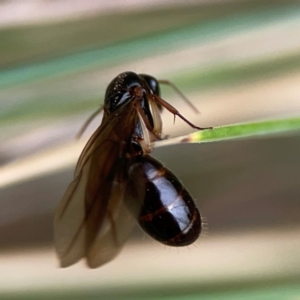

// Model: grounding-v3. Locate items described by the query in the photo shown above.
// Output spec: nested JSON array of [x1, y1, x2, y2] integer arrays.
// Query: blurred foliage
[[0, 0, 299, 69], [2, 276, 300, 299], [173, 51, 300, 92]]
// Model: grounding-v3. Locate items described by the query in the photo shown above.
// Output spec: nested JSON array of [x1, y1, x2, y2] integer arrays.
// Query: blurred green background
[[0, 0, 300, 299]]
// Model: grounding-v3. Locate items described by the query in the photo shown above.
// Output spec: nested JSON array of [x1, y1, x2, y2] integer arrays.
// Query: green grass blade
[[161, 117, 300, 146]]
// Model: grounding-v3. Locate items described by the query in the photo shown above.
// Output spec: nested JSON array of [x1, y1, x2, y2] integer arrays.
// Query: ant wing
[[54, 100, 138, 268], [85, 166, 135, 268]]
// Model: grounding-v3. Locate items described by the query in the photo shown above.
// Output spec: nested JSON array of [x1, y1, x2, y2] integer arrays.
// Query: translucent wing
[[86, 167, 135, 268], [54, 100, 138, 268]]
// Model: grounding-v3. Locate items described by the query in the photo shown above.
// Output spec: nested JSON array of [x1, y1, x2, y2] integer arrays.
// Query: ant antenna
[[158, 79, 200, 114], [76, 106, 104, 139]]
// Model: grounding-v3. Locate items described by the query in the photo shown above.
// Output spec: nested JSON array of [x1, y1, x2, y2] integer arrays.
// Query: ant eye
[[139, 74, 161, 96]]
